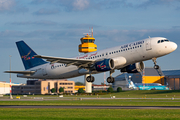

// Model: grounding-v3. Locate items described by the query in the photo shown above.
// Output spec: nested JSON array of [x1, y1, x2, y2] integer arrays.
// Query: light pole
[[9, 55, 13, 99]]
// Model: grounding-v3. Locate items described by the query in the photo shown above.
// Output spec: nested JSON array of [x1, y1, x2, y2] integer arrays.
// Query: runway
[[1, 105, 180, 109]]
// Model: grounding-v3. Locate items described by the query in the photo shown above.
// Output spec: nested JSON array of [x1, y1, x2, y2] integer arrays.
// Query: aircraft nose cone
[[172, 42, 178, 51]]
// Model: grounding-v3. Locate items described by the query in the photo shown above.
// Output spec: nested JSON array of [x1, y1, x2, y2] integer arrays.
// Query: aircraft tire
[[86, 76, 95, 82], [86, 76, 91, 82], [154, 65, 159, 69], [91, 76, 95, 82], [107, 77, 114, 83]]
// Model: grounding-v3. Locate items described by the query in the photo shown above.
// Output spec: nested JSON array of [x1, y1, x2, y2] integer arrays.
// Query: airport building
[[163, 70, 180, 90], [92, 85, 110, 91], [12, 80, 75, 95], [0, 81, 22, 95]]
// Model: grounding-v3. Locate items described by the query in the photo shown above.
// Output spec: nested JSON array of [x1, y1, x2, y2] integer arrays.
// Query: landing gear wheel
[[86, 76, 95, 82], [154, 65, 159, 69], [86, 76, 91, 82], [152, 58, 159, 69], [91, 76, 95, 82], [107, 77, 115, 83]]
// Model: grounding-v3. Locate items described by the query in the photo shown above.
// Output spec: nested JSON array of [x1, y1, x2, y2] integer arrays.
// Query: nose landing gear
[[152, 58, 159, 69]]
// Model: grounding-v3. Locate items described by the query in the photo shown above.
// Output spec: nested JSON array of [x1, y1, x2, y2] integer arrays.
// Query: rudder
[[16, 41, 47, 70]]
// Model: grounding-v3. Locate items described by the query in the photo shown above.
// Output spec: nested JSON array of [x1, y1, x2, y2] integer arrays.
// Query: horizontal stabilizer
[[4, 71, 35, 74]]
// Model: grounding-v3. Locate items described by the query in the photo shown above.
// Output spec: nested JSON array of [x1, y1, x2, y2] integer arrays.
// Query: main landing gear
[[86, 75, 95, 82], [86, 70, 115, 83], [107, 70, 115, 83], [152, 58, 159, 69]]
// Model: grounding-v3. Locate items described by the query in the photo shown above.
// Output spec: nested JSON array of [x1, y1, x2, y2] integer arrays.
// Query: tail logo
[[21, 51, 35, 60]]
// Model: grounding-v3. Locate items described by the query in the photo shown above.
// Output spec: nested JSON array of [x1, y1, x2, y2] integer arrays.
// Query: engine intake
[[95, 59, 115, 71], [121, 62, 144, 73]]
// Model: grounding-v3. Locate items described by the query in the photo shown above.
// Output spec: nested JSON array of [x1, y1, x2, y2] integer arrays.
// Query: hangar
[[113, 67, 164, 90], [163, 70, 180, 90], [113, 67, 180, 90]]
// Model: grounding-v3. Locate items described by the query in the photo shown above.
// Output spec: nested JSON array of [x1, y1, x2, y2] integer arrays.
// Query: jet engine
[[121, 61, 144, 73], [95, 59, 115, 71]]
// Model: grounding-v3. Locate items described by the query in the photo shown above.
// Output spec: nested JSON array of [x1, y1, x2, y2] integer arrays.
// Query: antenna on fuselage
[[148, 36, 151, 38]]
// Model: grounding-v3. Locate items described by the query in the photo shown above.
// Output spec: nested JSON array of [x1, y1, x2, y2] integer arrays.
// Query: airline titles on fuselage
[[48, 40, 144, 70], [77, 40, 145, 59]]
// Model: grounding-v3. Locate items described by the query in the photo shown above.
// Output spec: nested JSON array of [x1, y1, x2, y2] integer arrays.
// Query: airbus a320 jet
[[5, 37, 177, 83]]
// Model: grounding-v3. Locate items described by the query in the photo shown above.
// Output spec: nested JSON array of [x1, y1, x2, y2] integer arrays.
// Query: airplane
[[5, 37, 177, 83]]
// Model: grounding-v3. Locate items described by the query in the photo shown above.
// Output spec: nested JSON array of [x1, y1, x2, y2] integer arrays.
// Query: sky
[[0, 0, 180, 84]]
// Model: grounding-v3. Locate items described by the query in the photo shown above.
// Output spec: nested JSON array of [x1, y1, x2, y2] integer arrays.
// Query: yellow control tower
[[79, 28, 97, 53]]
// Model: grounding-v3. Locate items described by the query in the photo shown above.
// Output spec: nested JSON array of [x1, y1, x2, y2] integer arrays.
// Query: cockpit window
[[164, 39, 169, 42], [157, 39, 169, 43]]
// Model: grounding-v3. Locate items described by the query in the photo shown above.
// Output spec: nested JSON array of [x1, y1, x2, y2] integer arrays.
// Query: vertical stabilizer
[[16, 41, 47, 70]]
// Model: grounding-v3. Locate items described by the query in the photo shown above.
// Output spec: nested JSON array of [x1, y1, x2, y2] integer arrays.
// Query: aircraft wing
[[4, 71, 35, 74], [34, 55, 95, 68]]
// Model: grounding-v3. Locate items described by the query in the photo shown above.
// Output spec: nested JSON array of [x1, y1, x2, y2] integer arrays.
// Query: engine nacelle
[[121, 61, 144, 73], [95, 59, 115, 71], [112, 57, 127, 69]]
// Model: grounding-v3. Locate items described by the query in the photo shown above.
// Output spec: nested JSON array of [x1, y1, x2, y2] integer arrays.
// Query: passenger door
[[146, 39, 152, 51]]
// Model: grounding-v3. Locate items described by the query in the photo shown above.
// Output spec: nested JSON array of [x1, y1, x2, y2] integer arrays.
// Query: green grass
[[99, 90, 180, 98], [1, 99, 180, 106], [0, 108, 180, 120], [1, 90, 180, 106], [3, 90, 180, 98], [1, 90, 180, 119]]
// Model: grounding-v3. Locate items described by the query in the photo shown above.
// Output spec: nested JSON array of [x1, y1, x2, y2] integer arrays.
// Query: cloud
[[1, 28, 180, 49], [172, 26, 180, 29], [33, 8, 59, 15], [0, 0, 28, 13], [137, 0, 179, 9], [61, 24, 100, 29], [73, 0, 89, 10], [8, 20, 58, 26], [31, 0, 180, 14], [30, 0, 45, 4], [0, 0, 15, 11]]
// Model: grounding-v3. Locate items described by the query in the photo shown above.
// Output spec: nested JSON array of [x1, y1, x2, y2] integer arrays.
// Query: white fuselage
[[17, 37, 177, 79]]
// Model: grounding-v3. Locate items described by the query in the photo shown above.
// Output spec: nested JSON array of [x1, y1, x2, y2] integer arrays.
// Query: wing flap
[[34, 55, 94, 68]]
